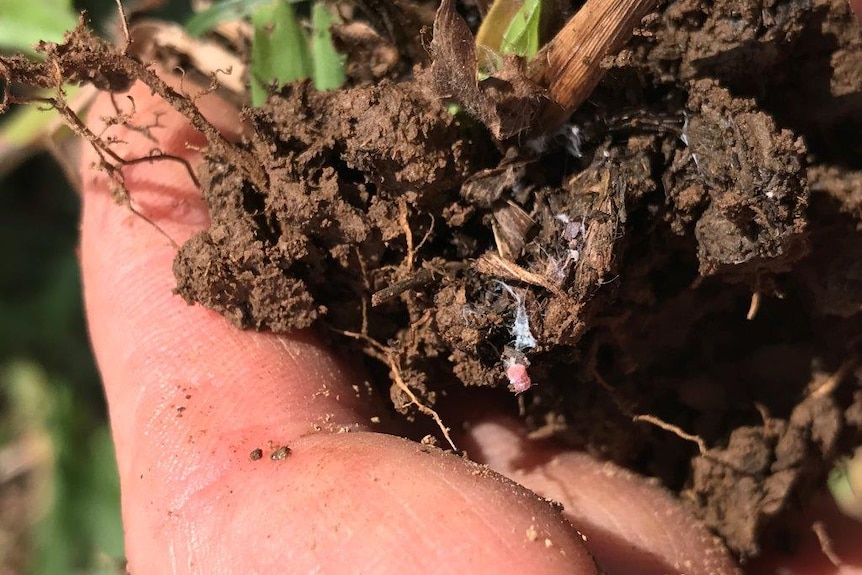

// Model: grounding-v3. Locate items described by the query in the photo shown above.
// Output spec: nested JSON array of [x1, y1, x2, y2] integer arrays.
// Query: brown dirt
[[4, 0, 861, 562]]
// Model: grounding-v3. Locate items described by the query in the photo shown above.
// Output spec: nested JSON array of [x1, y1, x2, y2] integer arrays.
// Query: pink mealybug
[[504, 356, 532, 394]]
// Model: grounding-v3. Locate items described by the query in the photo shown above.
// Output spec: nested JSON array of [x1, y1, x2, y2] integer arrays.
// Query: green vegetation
[[249, 0, 345, 104], [499, 0, 542, 59], [310, 2, 346, 92], [187, 0, 346, 105], [0, 0, 78, 172], [185, 0, 276, 37], [0, 0, 77, 56], [250, 1, 313, 105], [0, 152, 122, 573], [476, 0, 544, 76]]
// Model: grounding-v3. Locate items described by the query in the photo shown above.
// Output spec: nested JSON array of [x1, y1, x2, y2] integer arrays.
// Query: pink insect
[[504, 356, 532, 394]]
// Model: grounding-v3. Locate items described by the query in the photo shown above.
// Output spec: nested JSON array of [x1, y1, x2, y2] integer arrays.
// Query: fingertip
[[464, 417, 741, 575], [124, 432, 599, 575]]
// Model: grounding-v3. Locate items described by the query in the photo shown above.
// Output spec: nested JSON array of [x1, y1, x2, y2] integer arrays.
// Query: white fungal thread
[[525, 134, 549, 155], [523, 123, 584, 158], [545, 251, 570, 283], [679, 113, 690, 146], [548, 213, 587, 281], [461, 305, 481, 327], [511, 179, 526, 196], [497, 282, 537, 352], [562, 125, 583, 158], [556, 213, 585, 244]]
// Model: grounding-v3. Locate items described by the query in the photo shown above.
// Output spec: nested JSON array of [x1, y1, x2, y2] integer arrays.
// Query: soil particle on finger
[[270, 446, 291, 461]]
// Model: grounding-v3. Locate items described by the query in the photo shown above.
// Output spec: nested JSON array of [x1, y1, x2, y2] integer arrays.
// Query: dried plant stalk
[[533, 0, 659, 129], [475, 252, 564, 297]]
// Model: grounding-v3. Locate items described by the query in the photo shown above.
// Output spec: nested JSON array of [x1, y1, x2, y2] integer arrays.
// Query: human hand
[[79, 82, 861, 574]]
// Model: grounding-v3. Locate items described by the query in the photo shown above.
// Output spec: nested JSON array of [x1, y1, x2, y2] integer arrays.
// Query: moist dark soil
[[4, 0, 861, 562]]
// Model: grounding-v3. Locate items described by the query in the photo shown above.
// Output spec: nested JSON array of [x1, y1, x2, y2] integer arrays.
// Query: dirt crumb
[[667, 80, 809, 277], [270, 446, 291, 461]]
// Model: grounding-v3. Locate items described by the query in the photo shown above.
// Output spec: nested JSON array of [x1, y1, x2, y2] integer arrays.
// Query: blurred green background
[[1, 0, 198, 571], [1, 1, 131, 572], [0, 154, 123, 574]]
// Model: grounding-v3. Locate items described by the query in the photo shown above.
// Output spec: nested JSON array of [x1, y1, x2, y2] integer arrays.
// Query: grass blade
[[0, 0, 76, 56], [310, 3, 345, 91], [250, 0, 313, 106], [475, 0, 542, 75], [186, 0, 282, 37], [501, 0, 541, 58]]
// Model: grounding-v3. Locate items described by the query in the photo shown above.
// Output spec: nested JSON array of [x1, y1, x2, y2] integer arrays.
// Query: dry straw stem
[[476, 252, 565, 297], [533, 0, 659, 129]]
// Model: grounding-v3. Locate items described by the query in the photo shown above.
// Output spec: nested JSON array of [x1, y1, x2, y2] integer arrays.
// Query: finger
[[80, 84, 599, 573], [150, 431, 599, 574], [463, 416, 741, 575]]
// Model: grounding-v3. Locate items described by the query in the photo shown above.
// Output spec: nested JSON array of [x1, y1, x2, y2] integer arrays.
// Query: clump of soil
[[4, 0, 861, 561]]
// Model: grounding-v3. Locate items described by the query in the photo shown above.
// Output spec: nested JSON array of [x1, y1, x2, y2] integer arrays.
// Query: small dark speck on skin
[[249, 448, 263, 461], [270, 446, 291, 461]]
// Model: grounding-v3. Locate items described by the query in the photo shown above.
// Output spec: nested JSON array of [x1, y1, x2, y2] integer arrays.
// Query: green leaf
[[0, 0, 77, 56], [475, 0, 542, 75], [2, 361, 122, 574], [500, 0, 541, 59], [476, 0, 523, 54], [0, 84, 78, 139], [185, 0, 275, 37], [0, 84, 83, 178], [250, 0, 313, 106], [36, 390, 123, 574], [310, 3, 345, 91]]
